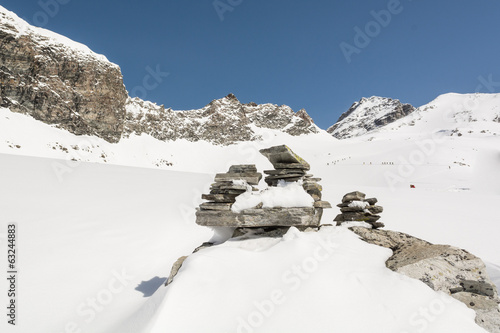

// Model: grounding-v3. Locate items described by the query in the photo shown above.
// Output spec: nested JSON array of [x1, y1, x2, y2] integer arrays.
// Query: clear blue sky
[[3, 0, 500, 129]]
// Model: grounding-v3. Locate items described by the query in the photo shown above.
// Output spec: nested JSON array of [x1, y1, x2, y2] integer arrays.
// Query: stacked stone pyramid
[[334, 191, 384, 229]]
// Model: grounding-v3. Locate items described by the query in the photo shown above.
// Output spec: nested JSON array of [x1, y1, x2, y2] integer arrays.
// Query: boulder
[[342, 191, 366, 203], [350, 226, 500, 332], [196, 207, 322, 227], [259, 145, 310, 170]]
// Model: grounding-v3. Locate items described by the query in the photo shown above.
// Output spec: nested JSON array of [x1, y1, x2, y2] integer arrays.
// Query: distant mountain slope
[[375, 93, 500, 138], [327, 97, 415, 139], [124, 93, 319, 145]]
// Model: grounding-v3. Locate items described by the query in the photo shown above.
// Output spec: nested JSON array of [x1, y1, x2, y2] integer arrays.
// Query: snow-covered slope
[[376, 93, 500, 138], [1, 152, 498, 333], [327, 96, 415, 139]]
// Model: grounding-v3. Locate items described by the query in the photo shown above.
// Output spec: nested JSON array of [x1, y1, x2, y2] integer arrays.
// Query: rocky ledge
[[0, 6, 127, 142]]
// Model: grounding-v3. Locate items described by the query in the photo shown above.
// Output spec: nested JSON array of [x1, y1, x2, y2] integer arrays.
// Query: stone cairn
[[196, 145, 331, 228], [334, 191, 384, 229], [259, 145, 332, 210], [199, 164, 262, 211]]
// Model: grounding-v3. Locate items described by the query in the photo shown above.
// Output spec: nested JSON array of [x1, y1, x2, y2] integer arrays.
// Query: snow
[[1, 91, 500, 332], [348, 200, 369, 209], [137, 227, 484, 333], [232, 180, 314, 213]]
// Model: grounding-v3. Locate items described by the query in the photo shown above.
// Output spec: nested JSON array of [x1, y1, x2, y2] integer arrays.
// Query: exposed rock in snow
[[327, 96, 415, 139], [350, 226, 500, 332], [0, 5, 128, 143], [124, 94, 319, 145]]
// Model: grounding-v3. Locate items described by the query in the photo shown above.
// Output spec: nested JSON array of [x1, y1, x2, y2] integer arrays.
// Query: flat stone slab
[[199, 202, 232, 211], [196, 207, 323, 227], [201, 194, 239, 203], [214, 173, 262, 185], [259, 145, 310, 171], [263, 169, 306, 176], [228, 164, 258, 173], [265, 173, 305, 180], [274, 163, 310, 170]]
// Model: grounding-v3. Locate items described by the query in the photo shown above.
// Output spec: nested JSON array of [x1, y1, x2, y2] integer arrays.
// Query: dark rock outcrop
[[0, 6, 127, 142]]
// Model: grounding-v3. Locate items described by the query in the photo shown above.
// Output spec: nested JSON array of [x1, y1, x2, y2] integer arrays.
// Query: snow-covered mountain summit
[[327, 96, 415, 139], [376, 93, 500, 138]]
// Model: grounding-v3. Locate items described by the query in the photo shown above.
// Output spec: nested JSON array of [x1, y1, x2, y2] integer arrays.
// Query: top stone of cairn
[[259, 145, 310, 170]]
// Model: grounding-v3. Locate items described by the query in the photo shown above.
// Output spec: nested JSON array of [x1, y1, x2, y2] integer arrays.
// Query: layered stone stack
[[259, 145, 332, 210], [334, 191, 384, 229], [195, 145, 330, 227], [199, 165, 261, 212]]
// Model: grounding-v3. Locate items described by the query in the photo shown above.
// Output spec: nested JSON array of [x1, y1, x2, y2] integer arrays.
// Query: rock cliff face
[[124, 94, 319, 145], [0, 6, 319, 145], [327, 96, 415, 139], [0, 6, 127, 142]]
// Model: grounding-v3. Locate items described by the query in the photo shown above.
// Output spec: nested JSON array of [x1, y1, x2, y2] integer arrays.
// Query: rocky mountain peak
[[124, 94, 319, 145], [327, 96, 415, 139], [0, 5, 127, 143], [0, 5, 320, 146]]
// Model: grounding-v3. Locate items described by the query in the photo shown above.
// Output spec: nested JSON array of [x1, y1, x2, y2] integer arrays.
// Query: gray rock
[[327, 97, 415, 140], [199, 203, 232, 211], [452, 280, 497, 297], [335, 212, 381, 223], [263, 169, 306, 176], [196, 207, 323, 227], [265, 173, 306, 181], [364, 198, 378, 205], [259, 145, 310, 170], [0, 10, 128, 143], [201, 194, 239, 203], [165, 256, 188, 286], [342, 191, 366, 203], [367, 205, 384, 214], [451, 292, 500, 332], [228, 164, 257, 173], [214, 173, 262, 185], [273, 163, 310, 170], [350, 227, 500, 332], [340, 206, 365, 213], [314, 201, 332, 208], [165, 242, 214, 286]]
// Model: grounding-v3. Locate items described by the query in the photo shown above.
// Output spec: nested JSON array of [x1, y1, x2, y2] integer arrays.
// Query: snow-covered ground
[[1, 92, 500, 332]]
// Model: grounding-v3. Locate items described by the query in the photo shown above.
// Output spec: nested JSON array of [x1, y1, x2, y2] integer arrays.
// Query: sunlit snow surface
[[1, 92, 500, 332]]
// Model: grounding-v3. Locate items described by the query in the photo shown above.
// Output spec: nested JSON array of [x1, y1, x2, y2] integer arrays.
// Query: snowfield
[[1, 92, 500, 332]]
